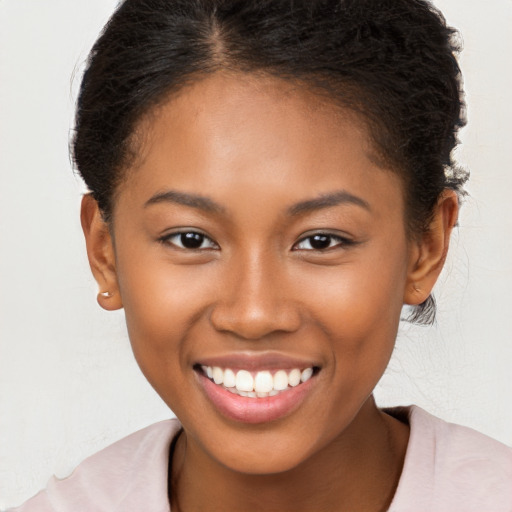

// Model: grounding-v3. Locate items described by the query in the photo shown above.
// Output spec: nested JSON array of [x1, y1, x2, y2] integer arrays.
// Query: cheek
[[299, 243, 408, 392], [114, 248, 218, 383], [301, 249, 408, 339]]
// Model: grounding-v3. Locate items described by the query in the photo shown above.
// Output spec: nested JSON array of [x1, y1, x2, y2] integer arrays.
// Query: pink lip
[[196, 352, 319, 372], [197, 371, 316, 424]]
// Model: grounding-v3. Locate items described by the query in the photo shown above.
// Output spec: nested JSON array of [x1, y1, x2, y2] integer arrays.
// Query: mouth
[[194, 360, 320, 424], [197, 365, 317, 398]]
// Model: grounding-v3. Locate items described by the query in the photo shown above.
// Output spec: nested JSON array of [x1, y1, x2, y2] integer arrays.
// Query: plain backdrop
[[1, 0, 511, 508]]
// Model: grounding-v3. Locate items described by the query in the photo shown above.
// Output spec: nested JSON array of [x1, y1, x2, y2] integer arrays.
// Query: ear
[[404, 190, 459, 305], [80, 194, 123, 311]]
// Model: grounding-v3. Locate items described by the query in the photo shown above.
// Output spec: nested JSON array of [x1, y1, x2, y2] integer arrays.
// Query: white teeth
[[212, 367, 224, 385], [235, 370, 254, 392], [273, 370, 289, 391], [223, 369, 236, 388], [301, 367, 314, 383], [288, 369, 301, 387], [254, 371, 273, 393], [202, 365, 315, 397]]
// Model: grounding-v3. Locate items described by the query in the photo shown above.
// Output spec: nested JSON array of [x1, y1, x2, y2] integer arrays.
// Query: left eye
[[163, 231, 218, 250], [294, 234, 346, 251]]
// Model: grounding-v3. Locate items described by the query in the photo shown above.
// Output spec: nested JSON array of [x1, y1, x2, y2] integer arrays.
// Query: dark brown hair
[[72, 0, 467, 323]]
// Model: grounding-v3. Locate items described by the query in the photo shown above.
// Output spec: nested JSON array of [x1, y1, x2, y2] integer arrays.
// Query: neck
[[170, 397, 409, 512]]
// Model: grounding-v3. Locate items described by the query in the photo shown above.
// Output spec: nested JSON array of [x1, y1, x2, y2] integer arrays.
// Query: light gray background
[[1, 0, 511, 508]]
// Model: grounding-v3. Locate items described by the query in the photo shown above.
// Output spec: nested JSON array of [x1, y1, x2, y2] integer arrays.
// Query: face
[[86, 73, 440, 474]]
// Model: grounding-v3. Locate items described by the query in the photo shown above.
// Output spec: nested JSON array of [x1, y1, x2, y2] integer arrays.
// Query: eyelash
[[293, 233, 354, 251], [159, 231, 218, 251], [160, 231, 353, 252]]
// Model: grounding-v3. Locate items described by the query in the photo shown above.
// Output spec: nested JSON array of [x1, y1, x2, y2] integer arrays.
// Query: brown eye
[[181, 232, 205, 249], [308, 235, 331, 250], [294, 233, 351, 251], [162, 231, 218, 250]]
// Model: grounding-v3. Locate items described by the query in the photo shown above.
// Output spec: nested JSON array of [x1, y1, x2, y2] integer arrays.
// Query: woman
[[6, 0, 512, 510]]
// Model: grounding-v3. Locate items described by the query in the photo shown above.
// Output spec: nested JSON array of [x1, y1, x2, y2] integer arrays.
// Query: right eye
[[160, 231, 218, 250]]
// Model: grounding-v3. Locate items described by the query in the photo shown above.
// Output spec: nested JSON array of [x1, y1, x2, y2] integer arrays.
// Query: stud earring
[[99, 291, 113, 298]]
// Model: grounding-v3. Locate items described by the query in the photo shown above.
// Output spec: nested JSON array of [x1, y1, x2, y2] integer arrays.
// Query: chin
[[209, 441, 313, 476]]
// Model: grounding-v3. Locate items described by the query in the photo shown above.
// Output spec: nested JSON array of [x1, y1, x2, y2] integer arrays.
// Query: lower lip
[[198, 372, 316, 424]]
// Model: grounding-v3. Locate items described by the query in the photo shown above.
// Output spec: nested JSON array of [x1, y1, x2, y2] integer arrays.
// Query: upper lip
[[195, 351, 320, 371]]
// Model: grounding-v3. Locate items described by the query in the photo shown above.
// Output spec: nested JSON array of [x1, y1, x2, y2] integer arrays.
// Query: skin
[[81, 73, 458, 511]]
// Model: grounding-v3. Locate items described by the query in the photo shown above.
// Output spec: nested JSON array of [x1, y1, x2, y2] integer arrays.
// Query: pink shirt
[[9, 406, 512, 511]]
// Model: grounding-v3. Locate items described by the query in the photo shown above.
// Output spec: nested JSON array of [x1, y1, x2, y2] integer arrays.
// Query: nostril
[[209, 303, 301, 340]]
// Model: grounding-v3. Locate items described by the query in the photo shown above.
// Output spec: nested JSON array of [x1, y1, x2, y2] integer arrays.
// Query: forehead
[[116, 72, 404, 219]]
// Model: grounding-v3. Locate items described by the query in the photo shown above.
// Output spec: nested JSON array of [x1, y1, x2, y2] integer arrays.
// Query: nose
[[209, 254, 302, 340]]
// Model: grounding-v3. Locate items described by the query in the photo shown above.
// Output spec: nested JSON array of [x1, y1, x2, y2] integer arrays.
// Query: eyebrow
[[144, 188, 370, 216], [287, 190, 371, 216], [144, 190, 225, 214]]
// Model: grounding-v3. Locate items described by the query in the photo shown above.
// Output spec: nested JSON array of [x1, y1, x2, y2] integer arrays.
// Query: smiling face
[[82, 72, 454, 477]]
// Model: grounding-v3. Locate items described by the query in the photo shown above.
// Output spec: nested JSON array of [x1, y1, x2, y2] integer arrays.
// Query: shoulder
[[388, 405, 512, 512], [7, 419, 180, 512]]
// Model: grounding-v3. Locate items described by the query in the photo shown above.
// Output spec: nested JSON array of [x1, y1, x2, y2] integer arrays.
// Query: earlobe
[[80, 194, 123, 311], [404, 190, 459, 305]]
